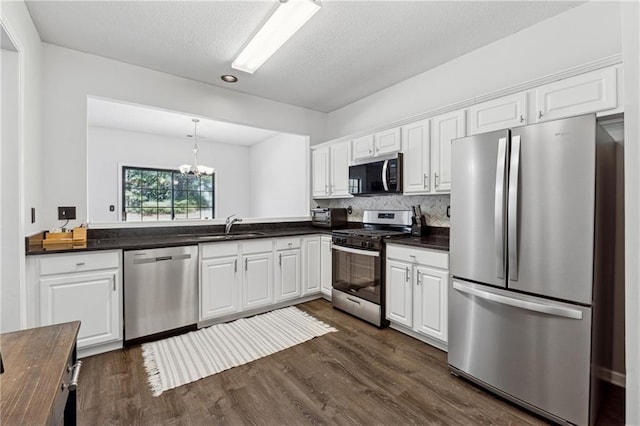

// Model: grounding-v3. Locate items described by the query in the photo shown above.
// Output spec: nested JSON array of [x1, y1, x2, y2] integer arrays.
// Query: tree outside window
[[122, 166, 214, 221]]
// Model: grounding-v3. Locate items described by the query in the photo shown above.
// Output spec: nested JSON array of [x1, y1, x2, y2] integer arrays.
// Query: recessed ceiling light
[[221, 75, 238, 83]]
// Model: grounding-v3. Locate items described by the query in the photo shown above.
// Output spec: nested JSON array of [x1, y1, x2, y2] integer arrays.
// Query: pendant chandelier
[[179, 118, 214, 176]]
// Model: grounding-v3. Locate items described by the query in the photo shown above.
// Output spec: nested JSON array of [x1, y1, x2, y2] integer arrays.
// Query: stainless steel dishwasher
[[124, 246, 198, 341]]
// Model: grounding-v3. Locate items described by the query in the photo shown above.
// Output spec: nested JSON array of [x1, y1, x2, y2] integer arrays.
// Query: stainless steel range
[[331, 210, 412, 327]]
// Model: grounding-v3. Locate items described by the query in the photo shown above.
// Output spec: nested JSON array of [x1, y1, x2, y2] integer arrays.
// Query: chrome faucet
[[225, 214, 243, 235]]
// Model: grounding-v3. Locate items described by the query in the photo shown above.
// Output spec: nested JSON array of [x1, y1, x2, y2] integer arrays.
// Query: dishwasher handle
[[133, 253, 192, 264]]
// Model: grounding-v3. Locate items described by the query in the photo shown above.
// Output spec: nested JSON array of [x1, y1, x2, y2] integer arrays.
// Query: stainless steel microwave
[[348, 153, 402, 196]]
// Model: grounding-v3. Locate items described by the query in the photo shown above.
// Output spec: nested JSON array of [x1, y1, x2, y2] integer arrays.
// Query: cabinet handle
[[325, 184, 328, 194], [245, 258, 248, 271], [376, 147, 380, 152], [424, 174, 429, 189], [417, 273, 421, 286], [405, 266, 410, 282], [112, 277, 116, 292], [520, 115, 524, 123], [368, 149, 372, 154], [234, 259, 238, 273], [76, 262, 85, 266], [434, 172, 439, 188], [279, 253, 282, 266], [63, 361, 83, 391], [538, 111, 543, 119]]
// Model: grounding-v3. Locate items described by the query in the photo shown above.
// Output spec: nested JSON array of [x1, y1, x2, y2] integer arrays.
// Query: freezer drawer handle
[[332, 245, 380, 258], [453, 282, 582, 320]]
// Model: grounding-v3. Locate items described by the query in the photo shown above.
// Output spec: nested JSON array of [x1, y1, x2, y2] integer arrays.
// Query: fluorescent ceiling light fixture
[[232, 0, 321, 74]]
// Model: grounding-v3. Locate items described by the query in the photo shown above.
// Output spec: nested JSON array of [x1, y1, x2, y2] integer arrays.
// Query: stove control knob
[[361, 241, 367, 248], [368, 242, 375, 248]]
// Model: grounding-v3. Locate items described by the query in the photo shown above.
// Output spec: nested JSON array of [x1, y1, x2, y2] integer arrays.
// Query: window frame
[[120, 164, 216, 222]]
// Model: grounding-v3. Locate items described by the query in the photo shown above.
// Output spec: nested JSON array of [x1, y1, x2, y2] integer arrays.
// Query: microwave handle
[[382, 160, 389, 191]]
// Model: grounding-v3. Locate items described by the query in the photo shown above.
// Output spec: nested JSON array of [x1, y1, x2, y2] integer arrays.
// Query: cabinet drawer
[[386, 244, 448, 270], [201, 242, 239, 259], [39, 251, 120, 276], [275, 237, 301, 250]]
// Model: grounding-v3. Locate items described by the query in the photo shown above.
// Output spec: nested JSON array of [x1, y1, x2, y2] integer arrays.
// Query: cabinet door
[[330, 142, 351, 196], [415, 266, 448, 343], [431, 109, 465, 193], [469, 92, 527, 135], [302, 237, 321, 295], [242, 252, 273, 310], [351, 135, 374, 160], [201, 256, 240, 320], [374, 127, 401, 156], [312, 148, 330, 197], [402, 119, 431, 194], [275, 249, 302, 301], [385, 259, 413, 327], [320, 236, 333, 297], [535, 67, 616, 122], [40, 271, 120, 349]]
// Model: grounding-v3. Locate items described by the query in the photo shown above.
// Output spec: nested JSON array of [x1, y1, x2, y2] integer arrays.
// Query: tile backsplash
[[314, 194, 450, 227]]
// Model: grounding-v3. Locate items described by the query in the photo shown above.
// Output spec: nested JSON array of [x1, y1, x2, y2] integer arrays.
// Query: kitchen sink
[[195, 232, 266, 240]]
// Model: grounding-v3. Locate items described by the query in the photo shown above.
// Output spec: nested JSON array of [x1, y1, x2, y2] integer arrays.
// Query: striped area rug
[[141, 306, 337, 396]]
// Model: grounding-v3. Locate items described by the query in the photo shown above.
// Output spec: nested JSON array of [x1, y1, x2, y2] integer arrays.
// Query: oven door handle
[[332, 244, 380, 258]]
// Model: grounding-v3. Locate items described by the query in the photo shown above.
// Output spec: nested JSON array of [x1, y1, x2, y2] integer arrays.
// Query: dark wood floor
[[79, 299, 624, 425]]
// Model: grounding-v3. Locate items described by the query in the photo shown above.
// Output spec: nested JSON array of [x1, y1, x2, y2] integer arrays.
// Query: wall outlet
[[58, 206, 76, 220]]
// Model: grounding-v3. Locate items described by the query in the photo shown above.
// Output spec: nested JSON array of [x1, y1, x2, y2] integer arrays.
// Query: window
[[122, 166, 214, 221]]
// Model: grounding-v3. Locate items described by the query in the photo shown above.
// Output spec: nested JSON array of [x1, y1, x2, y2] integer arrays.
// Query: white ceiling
[[88, 97, 280, 146], [26, 1, 583, 113]]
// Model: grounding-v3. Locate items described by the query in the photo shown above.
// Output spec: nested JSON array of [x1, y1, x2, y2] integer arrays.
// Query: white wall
[[41, 43, 326, 230], [1, 49, 20, 332], [249, 133, 309, 218], [325, 1, 623, 140], [622, 1, 640, 423], [87, 127, 252, 223], [1, 2, 43, 331]]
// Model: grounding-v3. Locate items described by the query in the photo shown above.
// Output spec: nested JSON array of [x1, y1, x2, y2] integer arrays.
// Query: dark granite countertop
[[384, 226, 450, 251], [26, 222, 333, 255], [386, 235, 450, 251]]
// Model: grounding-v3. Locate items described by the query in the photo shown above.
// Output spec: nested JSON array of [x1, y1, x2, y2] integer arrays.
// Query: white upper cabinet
[[351, 127, 401, 161], [312, 147, 330, 198], [351, 135, 375, 160], [312, 142, 351, 198], [431, 109, 466, 193], [469, 92, 528, 135], [330, 142, 351, 197], [374, 127, 402, 156], [402, 119, 431, 194], [535, 67, 617, 122]]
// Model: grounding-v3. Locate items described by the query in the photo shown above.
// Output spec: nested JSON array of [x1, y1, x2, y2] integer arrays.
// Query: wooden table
[[1, 321, 81, 425]]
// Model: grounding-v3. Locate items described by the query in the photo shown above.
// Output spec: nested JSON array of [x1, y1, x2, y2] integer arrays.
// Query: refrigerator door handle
[[495, 137, 508, 279], [452, 282, 583, 320], [508, 135, 521, 281]]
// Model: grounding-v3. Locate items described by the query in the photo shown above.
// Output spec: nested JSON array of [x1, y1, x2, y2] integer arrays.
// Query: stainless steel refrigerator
[[448, 114, 616, 425]]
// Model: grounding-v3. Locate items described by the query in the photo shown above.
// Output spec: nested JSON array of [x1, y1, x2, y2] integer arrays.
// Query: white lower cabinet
[[242, 240, 274, 310], [320, 236, 333, 298], [302, 236, 321, 295], [200, 242, 240, 320], [37, 250, 122, 353], [385, 244, 449, 349], [274, 237, 302, 302]]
